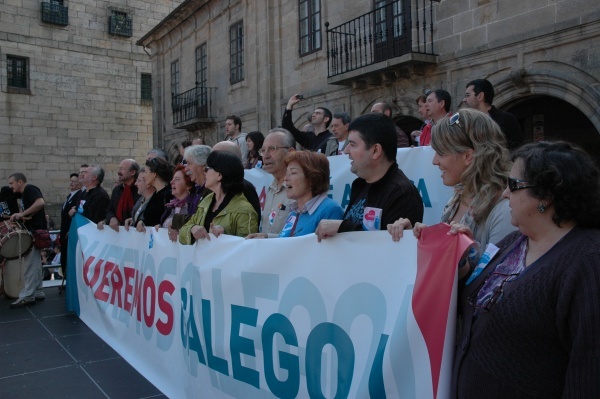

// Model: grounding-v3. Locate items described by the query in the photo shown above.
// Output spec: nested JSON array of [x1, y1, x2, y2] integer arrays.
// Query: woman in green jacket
[[179, 151, 258, 243]]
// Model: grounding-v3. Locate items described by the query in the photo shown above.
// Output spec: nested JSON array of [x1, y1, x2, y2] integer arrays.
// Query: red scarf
[[116, 183, 134, 223]]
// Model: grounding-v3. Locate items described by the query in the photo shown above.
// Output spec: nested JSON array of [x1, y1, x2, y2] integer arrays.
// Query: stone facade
[[0, 0, 182, 221], [139, 0, 600, 159]]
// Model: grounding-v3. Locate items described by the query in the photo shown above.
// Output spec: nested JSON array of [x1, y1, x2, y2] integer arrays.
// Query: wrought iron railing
[[41, 1, 68, 26], [172, 86, 216, 125], [326, 0, 439, 77]]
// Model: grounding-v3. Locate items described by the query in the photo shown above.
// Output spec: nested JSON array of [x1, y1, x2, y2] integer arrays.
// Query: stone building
[[138, 0, 600, 160], [0, 0, 182, 220]]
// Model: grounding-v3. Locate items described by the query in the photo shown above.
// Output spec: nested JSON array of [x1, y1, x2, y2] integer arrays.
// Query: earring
[[537, 203, 546, 213]]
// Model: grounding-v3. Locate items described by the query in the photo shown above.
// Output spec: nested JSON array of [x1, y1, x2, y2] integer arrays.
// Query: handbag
[[33, 229, 52, 249]]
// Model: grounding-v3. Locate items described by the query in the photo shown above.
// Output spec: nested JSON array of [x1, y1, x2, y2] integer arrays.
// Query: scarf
[[116, 183, 134, 224], [166, 197, 187, 208]]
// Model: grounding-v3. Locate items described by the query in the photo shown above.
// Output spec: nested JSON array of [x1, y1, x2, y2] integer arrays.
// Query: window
[[299, 0, 321, 56], [108, 9, 132, 37], [229, 21, 244, 84], [7, 55, 29, 93], [141, 73, 152, 102], [195, 43, 207, 88], [171, 60, 180, 107], [41, 0, 69, 26]]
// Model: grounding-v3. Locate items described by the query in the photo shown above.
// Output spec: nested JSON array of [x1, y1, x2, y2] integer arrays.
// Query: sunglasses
[[448, 112, 474, 148], [204, 166, 213, 173], [508, 177, 535, 192]]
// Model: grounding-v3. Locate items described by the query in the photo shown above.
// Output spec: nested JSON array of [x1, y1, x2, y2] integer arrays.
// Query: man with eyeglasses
[[282, 94, 337, 156], [463, 79, 523, 150], [246, 128, 297, 239]]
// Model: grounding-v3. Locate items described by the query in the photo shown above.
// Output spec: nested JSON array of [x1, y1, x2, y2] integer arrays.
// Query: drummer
[[7, 173, 47, 307]]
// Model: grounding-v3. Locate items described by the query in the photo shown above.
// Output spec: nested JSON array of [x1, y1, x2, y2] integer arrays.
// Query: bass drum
[[2, 258, 25, 299], [0, 221, 33, 260]]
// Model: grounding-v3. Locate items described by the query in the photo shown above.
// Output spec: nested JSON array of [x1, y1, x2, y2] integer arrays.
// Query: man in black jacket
[[103, 159, 140, 231], [69, 164, 110, 224], [316, 113, 424, 241]]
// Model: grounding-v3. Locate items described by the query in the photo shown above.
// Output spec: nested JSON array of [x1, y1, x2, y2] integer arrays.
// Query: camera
[[296, 94, 304, 100]]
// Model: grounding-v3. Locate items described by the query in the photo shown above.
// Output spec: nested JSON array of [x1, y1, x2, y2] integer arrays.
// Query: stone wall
[[0, 0, 182, 221]]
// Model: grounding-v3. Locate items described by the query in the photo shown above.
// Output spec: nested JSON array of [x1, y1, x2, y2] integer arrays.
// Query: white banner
[[245, 146, 453, 226], [73, 221, 462, 398]]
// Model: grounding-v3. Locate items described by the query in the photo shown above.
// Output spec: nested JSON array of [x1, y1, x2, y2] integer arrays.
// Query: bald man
[[103, 159, 141, 231]]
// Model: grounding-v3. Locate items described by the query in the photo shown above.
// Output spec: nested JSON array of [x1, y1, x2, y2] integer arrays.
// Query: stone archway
[[491, 63, 600, 159]]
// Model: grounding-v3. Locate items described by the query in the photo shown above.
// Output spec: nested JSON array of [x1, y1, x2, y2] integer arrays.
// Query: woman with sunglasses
[[453, 141, 600, 397], [389, 109, 516, 264], [179, 151, 258, 242]]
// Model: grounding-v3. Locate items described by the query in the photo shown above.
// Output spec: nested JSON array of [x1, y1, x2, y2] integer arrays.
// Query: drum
[[0, 221, 33, 260], [2, 258, 25, 298]]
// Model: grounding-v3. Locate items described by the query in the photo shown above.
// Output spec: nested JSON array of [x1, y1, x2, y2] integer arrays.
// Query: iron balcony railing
[[326, 0, 439, 77], [172, 86, 216, 126]]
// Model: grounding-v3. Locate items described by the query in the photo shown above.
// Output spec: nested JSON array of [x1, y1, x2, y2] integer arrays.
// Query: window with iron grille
[[41, 0, 69, 26], [7, 55, 29, 90], [299, 0, 321, 56], [141, 73, 152, 102], [109, 9, 132, 37], [229, 21, 244, 84]]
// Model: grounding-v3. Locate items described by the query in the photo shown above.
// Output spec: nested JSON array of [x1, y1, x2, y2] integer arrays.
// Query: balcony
[[41, 1, 68, 26], [326, 0, 439, 86], [172, 86, 217, 130]]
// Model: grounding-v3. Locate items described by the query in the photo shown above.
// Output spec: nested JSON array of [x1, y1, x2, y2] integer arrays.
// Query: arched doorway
[[504, 95, 600, 160], [396, 115, 424, 146]]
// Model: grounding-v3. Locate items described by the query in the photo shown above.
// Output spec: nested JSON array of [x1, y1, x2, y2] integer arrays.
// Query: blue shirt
[[279, 194, 344, 237]]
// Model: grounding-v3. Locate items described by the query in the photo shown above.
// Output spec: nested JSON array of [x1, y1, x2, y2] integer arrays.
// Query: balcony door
[[373, 0, 411, 62]]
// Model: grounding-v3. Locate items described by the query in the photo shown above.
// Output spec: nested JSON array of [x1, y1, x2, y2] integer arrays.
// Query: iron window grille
[[171, 60, 180, 107], [7, 55, 29, 90], [141, 73, 152, 102], [41, 0, 68, 26], [299, 0, 322, 56], [109, 9, 132, 37], [229, 21, 244, 84]]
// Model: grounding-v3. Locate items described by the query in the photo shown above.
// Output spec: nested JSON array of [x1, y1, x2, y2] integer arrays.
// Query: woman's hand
[[124, 218, 133, 231], [387, 218, 413, 242], [316, 220, 343, 242], [161, 223, 179, 242], [448, 222, 474, 239], [413, 222, 428, 239], [136, 221, 146, 233], [210, 224, 224, 238], [246, 232, 268, 239], [97, 221, 105, 230], [191, 225, 210, 241]]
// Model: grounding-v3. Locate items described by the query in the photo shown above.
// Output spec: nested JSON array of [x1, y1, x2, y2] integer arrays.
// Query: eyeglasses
[[204, 166, 213, 173], [448, 112, 474, 148], [424, 89, 432, 96], [258, 145, 290, 156], [467, 272, 519, 312], [508, 177, 535, 192]]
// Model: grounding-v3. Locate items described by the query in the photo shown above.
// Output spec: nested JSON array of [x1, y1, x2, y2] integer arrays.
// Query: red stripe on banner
[[412, 223, 473, 399]]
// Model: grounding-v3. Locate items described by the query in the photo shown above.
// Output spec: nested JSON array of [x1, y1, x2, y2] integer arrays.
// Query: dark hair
[[206, 151, 244, 194], [415, 95, 427, 104], [284, 151, 330, 196], [431, 89, 452, 112], [333, 112, 351, 124], [347, 113, 397, 162], [226, 115, 242, 131], [9, 172, 27, 183], [512, 141, 600, 228], [246, 131, 265, 155], [146, 157, 174, 183], [180, 139, 192, 148], [466, 79, 495, 105], [70, 173, 79, 179], [173, 164, 194, 190], [128, 160, 140, 179], [377, 101, 393, 115], [80, 164, 89, 168], [317, 107, 333, 128]]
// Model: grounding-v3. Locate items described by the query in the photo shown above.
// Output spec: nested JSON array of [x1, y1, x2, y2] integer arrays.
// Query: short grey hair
[[184, 145, 212, 165], [268, 128, 296, 148], [333, 112, 351, 125], [147, 148, 167, 159], [88, 164, 105, 184]]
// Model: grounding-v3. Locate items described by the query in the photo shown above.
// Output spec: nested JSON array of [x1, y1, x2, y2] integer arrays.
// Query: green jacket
[[179, 192, 258, 244]]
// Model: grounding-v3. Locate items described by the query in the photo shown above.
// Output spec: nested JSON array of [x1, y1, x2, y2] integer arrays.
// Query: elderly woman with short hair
[[183, 144, 212, 215], [278, 151, 343, 237]]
